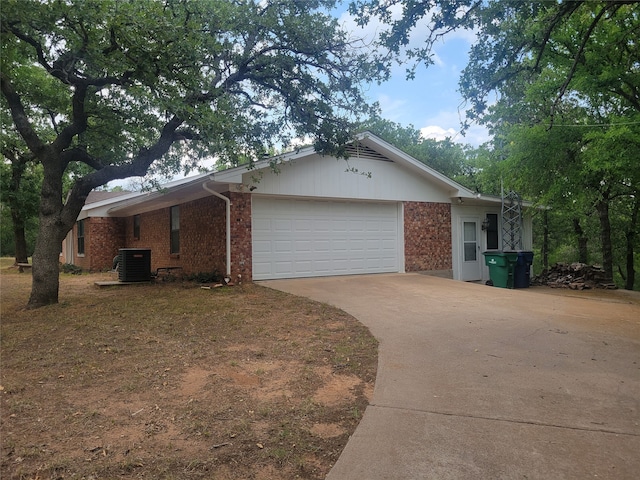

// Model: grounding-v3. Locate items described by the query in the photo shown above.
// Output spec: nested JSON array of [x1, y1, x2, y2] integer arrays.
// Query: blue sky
[[337, 6, 490, 147]]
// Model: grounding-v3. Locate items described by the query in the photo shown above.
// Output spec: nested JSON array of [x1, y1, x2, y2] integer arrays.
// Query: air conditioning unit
[[118, 248, 151, 282]]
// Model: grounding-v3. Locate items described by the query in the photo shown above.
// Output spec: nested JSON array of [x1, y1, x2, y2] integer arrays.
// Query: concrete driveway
[[261, 273, 640, 480]]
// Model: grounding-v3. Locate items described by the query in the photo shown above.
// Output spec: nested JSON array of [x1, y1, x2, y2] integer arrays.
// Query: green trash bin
[[483, 251, 518, 288]]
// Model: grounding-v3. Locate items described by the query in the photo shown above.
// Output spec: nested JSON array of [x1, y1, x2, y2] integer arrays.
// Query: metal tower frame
[[501, 190, 523, 251]]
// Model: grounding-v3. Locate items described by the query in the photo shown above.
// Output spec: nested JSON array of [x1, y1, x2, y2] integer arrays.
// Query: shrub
[[60, 263, 82, 275], [186, 271, 221, 284]]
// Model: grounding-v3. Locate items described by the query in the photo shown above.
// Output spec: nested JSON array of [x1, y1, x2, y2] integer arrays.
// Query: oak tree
[[1, 0, 380, 307]]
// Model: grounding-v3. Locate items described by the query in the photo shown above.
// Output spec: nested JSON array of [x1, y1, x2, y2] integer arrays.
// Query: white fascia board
[[470, 193, 536, 208], [104, 172, 213, 215], [80, 191, 142, 210], [79, 191, 145, 219], [78, 171, 215, 217]]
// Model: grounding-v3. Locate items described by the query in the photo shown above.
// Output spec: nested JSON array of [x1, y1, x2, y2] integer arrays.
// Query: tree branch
[[549, 3, 617, 124], [51, 84, 89, 153], [1, 22, 54, 73], [60, 148, 105, 171], [533, 1, 583, 72], [0, 73, 46, 156]]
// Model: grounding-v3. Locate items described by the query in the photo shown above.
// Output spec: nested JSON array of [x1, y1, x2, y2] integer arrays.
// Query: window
[[170, 206, 180, 254], [77, 219, 85, 255], [133, 215, 141, 240], [486, 214, 499, 250], [463, 221, 477, 261]]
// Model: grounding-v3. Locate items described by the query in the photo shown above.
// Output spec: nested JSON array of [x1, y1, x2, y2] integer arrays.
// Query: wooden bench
[[17, 263, 32, 273]]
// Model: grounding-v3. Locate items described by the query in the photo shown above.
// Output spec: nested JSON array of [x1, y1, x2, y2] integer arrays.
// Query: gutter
[[203, 181, 232, 278]]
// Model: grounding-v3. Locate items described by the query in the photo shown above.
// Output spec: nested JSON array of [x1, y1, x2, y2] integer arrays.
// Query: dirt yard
[[0, 269, 378, 479]]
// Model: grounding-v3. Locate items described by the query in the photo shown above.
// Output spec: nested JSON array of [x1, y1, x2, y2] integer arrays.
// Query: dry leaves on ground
[[1, 270, 377, 480]]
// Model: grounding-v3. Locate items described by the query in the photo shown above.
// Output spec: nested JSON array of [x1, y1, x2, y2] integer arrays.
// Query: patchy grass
[[0, 257, 20, 270], [0, 267, 378, 480]]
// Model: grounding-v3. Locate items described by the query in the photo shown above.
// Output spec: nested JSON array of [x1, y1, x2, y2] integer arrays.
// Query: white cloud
[[419, 122, 490, 147], [420, 125, 457, 141], [419, 110, 491, 147]]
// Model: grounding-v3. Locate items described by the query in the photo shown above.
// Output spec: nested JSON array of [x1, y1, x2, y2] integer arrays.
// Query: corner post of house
[[228, 191, 252, 283]]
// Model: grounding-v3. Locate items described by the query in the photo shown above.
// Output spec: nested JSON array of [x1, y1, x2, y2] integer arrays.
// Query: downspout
[[203, 181, 232, 278]]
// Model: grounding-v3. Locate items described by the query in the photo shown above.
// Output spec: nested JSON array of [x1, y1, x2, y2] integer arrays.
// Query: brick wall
[[77, 196, 452, 278], [88, 217, 125, 271], [122, 195, 227, 276], [230, 192, 252, 282], [72, 217, 124, 271], [404, 201, 452, 272]]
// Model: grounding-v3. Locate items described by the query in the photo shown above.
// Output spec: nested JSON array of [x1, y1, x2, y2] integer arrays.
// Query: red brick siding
[[73, 217, 125, 271], [404, 202, 452, 271], [122, 196, 227, 276], [180, 196, 227, 275], [230, 192, 252, 282], [124, 208, 173, 270], [88, 217, 125, 271], [80, 196, 452, 278]]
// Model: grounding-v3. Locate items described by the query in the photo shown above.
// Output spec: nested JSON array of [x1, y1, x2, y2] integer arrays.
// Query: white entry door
[[460, 217, 481, 281]]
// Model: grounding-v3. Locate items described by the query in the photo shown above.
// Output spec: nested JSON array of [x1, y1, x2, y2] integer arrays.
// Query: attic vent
[[344, 142, 392, 162]]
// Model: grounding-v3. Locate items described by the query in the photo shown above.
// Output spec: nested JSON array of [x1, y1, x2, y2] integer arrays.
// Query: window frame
[[170, 206, 180, 254], [133, 214, 141, 240], [486, 213, 499, 250], [77, 219, 85, 256]]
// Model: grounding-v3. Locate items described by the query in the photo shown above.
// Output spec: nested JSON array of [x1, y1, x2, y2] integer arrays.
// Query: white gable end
[[242, 153, 454, 203]]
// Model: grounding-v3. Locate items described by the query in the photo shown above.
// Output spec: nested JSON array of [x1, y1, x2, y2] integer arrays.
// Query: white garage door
[[252, 197, 399, 280]]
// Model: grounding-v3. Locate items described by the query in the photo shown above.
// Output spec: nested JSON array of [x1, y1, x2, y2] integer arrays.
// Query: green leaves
[[3, 0, 381, 182]]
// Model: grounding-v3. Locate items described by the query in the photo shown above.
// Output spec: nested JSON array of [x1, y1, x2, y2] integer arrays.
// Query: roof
[[212, 131, 477, 198], [84, 190, 130, 204], [79, 132, 513, 217]]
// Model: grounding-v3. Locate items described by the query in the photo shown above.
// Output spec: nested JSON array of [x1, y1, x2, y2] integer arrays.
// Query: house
[[63, 132, 533, 283]]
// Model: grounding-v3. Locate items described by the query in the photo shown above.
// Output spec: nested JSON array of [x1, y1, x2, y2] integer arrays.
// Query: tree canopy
[[352, 0, 640, 287], [1, 0, 383, 307], [351, 0, 639, 122]]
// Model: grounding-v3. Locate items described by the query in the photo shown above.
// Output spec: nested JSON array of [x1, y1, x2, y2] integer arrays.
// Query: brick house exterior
[[404, 202, 452, 272], [71, 217, 125, 271], [76, 196, 455, 280], [66, 132, 531, 283]]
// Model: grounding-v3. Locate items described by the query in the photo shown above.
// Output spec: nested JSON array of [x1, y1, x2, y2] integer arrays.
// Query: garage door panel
[[274, 240, 292, 252], [274, 219, 293, 232], [252, 198, 399, 280], [253, 240, 272, 254], [274, 261, 293, 274], [294, 240, 312, 252], [253, 218, 271, 233], [253, 261, 272, 276]]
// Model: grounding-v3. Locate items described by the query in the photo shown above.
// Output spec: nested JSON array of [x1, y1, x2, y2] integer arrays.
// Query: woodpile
[[531, 262, 617, 290]]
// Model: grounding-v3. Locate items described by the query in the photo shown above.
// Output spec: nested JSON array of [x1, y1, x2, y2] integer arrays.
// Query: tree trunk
[[595, 198, 613, 282], [28, 216, 65, 307], [27, 161, 67, 308], [6, 154, 29, 264], [26, 156, 95, 308], [11, 209, 29, 265], [624, 199, 639, 290], [572, 218, 588, 264], [542, 210, 549, 269]]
